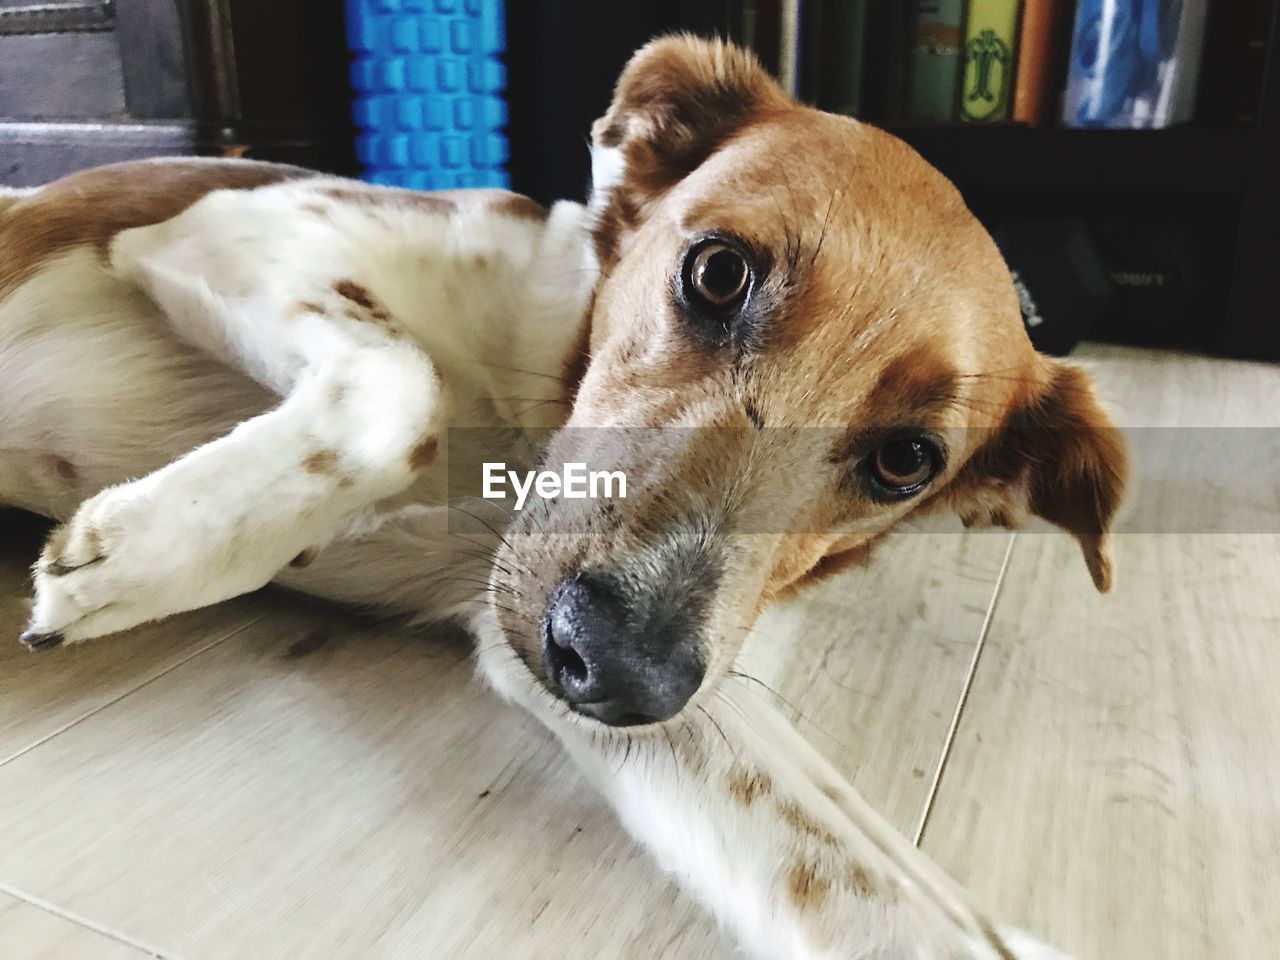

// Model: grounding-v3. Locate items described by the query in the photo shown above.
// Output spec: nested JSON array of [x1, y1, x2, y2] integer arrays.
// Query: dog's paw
[[23, 484, 186, 647]]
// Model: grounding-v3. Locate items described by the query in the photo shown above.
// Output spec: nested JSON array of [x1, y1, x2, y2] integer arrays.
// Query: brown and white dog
[[0, 38, 1126, 960]]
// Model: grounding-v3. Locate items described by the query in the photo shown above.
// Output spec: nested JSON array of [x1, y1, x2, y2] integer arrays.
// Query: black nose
[[542, 574, 705, 726]]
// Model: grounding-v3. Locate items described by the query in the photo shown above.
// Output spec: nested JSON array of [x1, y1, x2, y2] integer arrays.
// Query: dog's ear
[[590, 35, 787, 210], [949, 360, 1130, 592]]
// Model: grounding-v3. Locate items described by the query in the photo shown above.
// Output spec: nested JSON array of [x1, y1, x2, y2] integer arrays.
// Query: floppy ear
[[951, 360, 1130, 592], [589, 36, 787, 243]]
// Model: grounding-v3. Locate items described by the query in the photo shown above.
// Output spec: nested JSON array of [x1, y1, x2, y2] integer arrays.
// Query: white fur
[[0, 165, 1066, 959]]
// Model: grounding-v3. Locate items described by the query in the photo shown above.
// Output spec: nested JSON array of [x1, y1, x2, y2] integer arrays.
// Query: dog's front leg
[[543, 679, 1066, 960], [21, 343, 444, 647]]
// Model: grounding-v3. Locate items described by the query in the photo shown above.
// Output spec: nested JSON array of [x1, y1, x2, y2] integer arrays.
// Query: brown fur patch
[[862, 347, 963, 423], [333, 280, 377, 310], [594, 36, 787, 200], [786, 862, 831, 911], [407, 436, 439, 471], [726, 766, 773, 806], [291, 301, 326, 318], [844, 863, 878, 899], [776, 799, 841, 847], [332, 279, 397, 331], [951, 360, 1129, 591], [303, 450, 340, 474], [0, 159, 310, 302], [490, 193, 548, 223], [590, 189, 643, 270]]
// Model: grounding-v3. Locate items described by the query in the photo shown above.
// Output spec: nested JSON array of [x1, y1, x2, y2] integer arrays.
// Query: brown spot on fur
[[43, 524, 71, 562], [333, 280, 398, 332], [43, 525, 104, 576], [303, 450, 340, 474], [597, 120, 626, 148], [407, 436, 439, 471], [591, 189, 642, 269], [333, 280, 377, 310], [0, 159, 311, 302], [861, 348, 963, 423], [290, 549, 317, 568], [786, 862, 830, 911], [301, 202, 328, 216], [776, 799, 840, 847], [291, 301, 326, 318], [726, 766, 773, 806], [844, 863, 878, 898], [490, 193, 548, 223]]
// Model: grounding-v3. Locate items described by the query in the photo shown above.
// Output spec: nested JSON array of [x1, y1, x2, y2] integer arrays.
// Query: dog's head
[[486, 37, 1128, 727]]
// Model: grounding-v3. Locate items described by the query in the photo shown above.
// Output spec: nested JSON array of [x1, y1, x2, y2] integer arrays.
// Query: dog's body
[[1, 39, 1127, 960], [0, 159, 592, 629]]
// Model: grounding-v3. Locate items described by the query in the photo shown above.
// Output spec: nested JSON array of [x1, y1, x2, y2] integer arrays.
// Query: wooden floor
[[1, 344, 1276, 960]]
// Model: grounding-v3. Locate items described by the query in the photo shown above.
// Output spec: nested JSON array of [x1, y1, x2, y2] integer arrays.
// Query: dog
[[0, 37, 1127, 959]]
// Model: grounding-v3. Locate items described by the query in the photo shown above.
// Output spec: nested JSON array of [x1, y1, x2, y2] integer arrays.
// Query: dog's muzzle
[[541, 572, 707, 726]]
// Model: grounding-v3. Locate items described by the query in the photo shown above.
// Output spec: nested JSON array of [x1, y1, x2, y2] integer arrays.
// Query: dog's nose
[[542, 574, 704, 726]]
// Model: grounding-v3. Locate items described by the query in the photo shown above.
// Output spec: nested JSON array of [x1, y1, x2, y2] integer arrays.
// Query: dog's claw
[[19, 629, 64, 651]]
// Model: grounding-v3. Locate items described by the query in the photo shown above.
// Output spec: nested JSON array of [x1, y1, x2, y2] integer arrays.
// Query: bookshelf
[[505, 1, 1280, 363]]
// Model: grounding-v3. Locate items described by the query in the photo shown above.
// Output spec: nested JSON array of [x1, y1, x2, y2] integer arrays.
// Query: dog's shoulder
[[0, 158, 315, 301]]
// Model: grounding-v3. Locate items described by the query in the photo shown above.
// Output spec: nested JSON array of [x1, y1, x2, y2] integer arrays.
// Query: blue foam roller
[[345, 0, 508, 188]]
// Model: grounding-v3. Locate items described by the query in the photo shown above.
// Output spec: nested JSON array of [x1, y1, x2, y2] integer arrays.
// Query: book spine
[[960, 0, 1022, 121], [1011, 0, 1061, 125], [906, 0, 967, 123]]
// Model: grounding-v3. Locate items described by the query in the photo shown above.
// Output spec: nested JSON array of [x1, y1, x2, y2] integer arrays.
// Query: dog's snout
[[543, 574, 704, 726]]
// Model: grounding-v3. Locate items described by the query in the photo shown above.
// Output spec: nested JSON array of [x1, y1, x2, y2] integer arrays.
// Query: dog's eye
[[865, 438, 940, 498], [684, 241, 750, 310]]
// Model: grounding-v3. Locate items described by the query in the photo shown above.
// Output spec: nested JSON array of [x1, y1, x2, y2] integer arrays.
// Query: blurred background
[[0, 0, 1275, 364]]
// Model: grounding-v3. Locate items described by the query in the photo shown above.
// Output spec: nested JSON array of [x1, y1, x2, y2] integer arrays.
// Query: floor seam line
[[0, 878, 178, 958], [912, 533, 1016, 847], [0, 609, 273, 768]]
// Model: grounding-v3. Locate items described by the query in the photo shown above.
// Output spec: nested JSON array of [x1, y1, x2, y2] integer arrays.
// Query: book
[[1012, 0, 1064, 125], [906, 0, 967, 123], [959, 0, 1021, 121], [816, 0, 869, 116]]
